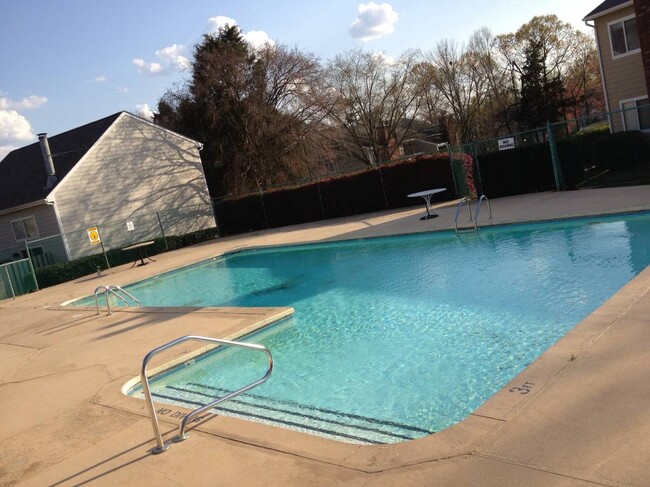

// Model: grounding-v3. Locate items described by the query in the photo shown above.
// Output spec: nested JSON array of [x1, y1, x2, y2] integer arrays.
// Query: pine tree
[[155, 25, 326, 196], [518, 39, 565, 130]]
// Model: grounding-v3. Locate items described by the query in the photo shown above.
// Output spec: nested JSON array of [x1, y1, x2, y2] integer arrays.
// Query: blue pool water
[[111, 213, 650, 444]]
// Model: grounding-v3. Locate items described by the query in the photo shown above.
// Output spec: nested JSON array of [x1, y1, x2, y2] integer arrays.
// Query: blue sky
[[0, 0, 599, 159]]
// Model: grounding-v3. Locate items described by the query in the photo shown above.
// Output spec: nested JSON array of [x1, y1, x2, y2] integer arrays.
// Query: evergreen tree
[[518, 39, 565, 130], [155, 25, 326, 197]]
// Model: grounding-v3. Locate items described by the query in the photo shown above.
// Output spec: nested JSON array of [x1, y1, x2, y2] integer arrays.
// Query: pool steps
[[143, 382, 433, 445]]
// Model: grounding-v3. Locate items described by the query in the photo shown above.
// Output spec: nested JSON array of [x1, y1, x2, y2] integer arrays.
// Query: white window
[[609, 15, 640, 58], [621, 96, 650, 130], [11, 216, 39, 241], [621, 97, 650, 131]]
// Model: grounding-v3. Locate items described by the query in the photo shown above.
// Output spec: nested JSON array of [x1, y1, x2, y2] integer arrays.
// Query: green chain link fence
[[0, 259, 38, 300], [449, 104, 650, 199]]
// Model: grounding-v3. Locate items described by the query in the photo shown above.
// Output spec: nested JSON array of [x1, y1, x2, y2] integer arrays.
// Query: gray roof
[[584, 0, 631, 20], [0, 112, 122, 212]]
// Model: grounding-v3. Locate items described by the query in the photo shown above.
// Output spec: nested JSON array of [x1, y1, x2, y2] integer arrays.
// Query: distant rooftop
[[583, 0, 632, 21]]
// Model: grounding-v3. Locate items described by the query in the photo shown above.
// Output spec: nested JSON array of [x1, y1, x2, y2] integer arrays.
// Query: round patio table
[[407, 188, 447, 220]]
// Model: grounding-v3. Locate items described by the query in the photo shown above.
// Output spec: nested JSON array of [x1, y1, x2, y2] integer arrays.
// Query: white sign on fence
[[498, 137, 516, 151]]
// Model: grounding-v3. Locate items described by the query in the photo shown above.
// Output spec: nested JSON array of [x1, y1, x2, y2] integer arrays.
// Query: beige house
[[0, 111, 215, 265], [584, 0, 650, 132]]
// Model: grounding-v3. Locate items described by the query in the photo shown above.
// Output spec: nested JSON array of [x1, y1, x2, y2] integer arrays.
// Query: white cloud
[[0, 94, 48, 110], [0, 109, 35, 158], [135, 103, 154, 120], [350, 2, 399, 41], [243, 30, 275, 50], [133, 58, 164, 75], [116, 86, 129, 94], [207, 15, 238, 33], [133, 43, 190, 75], [0, 93, 44, 159], [0, 144, 17, 161], [372, 51, 396, 65], [156, 44, 191, 70], [94, 75, 107, 83]]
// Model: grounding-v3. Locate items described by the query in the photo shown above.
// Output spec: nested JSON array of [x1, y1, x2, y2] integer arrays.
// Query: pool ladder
[[140, 335, 273, 453], [94, 285, 141, 315], [454, 195, 493, 233]]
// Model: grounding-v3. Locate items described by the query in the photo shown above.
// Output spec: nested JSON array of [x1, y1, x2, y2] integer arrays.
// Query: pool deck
[[1, 186, 650, 486]]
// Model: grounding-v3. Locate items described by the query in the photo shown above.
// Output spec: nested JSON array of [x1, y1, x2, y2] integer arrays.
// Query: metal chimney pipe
[[37, 133, 57, 188]]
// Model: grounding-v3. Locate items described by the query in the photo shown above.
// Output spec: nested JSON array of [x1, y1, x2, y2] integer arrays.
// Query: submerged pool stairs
[[145, 382, 433, 445]]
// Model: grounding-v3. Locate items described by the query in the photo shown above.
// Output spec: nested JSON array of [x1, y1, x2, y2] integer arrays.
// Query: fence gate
[[0, 259, 38, 300]]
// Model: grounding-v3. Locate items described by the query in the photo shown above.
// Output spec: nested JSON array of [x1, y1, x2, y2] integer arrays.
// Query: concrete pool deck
[[1, 186, 649, 486]]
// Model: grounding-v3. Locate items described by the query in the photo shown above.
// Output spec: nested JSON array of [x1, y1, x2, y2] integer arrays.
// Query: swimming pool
[[112, 212, 650, 444]]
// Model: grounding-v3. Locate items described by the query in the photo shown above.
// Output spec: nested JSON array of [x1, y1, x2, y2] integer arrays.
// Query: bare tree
[[412, 61, 449, 138], [425, 39, 487, 143], [468, 27, 518, 137], [323, 49, 424, 166], [563, 31, 605, 120]]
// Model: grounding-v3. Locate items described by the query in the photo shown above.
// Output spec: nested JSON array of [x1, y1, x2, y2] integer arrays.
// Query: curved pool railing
[[140, 335, 274, 454], [474, 195, 493, 225], [93, 285, 140, 315], [455, 195, 494, 234], [454, 197, 474, 232]]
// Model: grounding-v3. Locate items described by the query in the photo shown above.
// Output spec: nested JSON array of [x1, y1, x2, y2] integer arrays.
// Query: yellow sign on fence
[[87, 227, 101, 245]]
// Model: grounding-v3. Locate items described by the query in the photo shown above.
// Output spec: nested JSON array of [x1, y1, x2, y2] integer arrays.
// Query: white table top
[[407, 188, 446, 198]]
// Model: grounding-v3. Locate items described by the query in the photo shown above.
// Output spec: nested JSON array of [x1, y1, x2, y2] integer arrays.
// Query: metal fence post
[[156, 211, 169, 251], [316, 181, 326, 220], [5, 267, 16, 299], [23, 241, 40, 291], [546, 121, 566, 191], [97, 225, 111, 269], [377, 165, 389, 209], [259, 188, 270, 229], [22, 246, 39, 292]]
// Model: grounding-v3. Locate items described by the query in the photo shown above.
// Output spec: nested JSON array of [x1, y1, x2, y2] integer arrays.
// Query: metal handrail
[[140, 335, 273, 454], [454, 197, 474, 232], [473, 195, 493, 225], [94, 285, 141, 315]]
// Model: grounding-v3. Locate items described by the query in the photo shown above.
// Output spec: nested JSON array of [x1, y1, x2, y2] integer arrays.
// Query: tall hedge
[[214, 154, 456, 235], [477, 130, 650, 198]]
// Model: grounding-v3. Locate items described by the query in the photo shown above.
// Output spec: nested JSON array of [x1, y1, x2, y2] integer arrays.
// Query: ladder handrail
[[473, 195, 493, 224], [454, 197, 474, 232], [94, 285, 141, 315], [140, 335, 273, 454], [455, 195, 494, 234]]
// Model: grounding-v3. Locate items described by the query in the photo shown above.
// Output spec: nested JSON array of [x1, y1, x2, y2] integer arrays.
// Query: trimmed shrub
[[213, 194, 269, 234], [473, 129, 650, 196], [591, 130, 649, 171], [35, 229, 217, 289]]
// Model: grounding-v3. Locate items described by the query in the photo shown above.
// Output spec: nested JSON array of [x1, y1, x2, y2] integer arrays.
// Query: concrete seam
[[472, 453, 615, 486]]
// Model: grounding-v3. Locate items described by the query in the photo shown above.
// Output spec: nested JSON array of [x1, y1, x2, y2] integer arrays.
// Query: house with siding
[[0, 111, 215, 265], [584, 0, 650, 132]]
